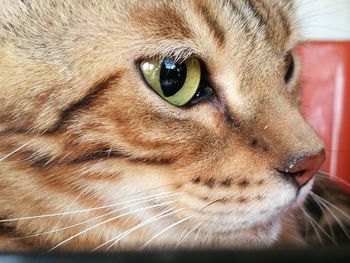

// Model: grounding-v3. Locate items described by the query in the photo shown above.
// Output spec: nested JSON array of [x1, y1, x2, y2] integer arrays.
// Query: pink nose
[[278, 150, 326, 188]]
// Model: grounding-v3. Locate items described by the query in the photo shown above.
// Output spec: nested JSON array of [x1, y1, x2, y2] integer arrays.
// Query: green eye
[[140, 57, 201, 106]]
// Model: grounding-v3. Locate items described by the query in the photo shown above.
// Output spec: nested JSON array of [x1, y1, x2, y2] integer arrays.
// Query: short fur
[[0, 0, 331, 251]]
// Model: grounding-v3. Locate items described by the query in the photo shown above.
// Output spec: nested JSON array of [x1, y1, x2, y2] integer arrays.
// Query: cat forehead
[[0, 1, 296, 60], [128, 0, 297, 59]]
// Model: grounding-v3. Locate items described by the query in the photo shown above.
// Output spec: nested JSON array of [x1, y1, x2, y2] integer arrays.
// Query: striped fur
[[0, 0, 343, 252]]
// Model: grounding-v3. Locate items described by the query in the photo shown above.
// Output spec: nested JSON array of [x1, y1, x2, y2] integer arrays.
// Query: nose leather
[[278, 150, 326, 188]]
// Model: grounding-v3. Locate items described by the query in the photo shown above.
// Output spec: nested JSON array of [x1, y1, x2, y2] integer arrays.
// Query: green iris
[[140, 57, 201, 106]]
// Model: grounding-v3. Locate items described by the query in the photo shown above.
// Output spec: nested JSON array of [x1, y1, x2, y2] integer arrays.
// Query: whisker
[[0, 191, 178, 223], [138, 199, 221, 251], [301, 207, 324, 246], [310, 192, 350, 222], [191, 225, 202, 249], [309, 194, 337, 243], [301, 207, 336, 245], [50, 188, 88, 238], [311, 192, 350, 241], [99, 208, 184, 252], [175, 222, 203, 249], [48, 200, 176, 252], [176, 225, 190, 246], [0, 141, 32, 162], [14, 193, 179, 240], [138, 213, 194, 251], [316, 172, 350, 188]]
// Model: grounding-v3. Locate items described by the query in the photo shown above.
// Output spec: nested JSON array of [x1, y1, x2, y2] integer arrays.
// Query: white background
[[295, 0, 350, 41]]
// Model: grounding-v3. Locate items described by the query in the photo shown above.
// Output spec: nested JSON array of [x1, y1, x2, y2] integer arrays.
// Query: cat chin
[[236, 219, 282, 248], [209, 220, 282, 249], [172, 219, 282, 249], [141, 219, 282, 250]]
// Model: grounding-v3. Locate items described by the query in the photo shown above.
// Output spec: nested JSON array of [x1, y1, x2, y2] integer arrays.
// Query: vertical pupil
[[160, 59, 187, 97]]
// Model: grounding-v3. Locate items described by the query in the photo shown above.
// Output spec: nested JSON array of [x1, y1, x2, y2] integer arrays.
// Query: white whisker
[[175, 222, 203, 249], [308, 196, 337, 243], [15, 192, 179, 240], [301, 207, 324, 246], [176, 225, 190, 245], [0, 141, 32, 162], [317, 172, 350, 189], [138, 214, 194, 251], [51, 189, 88, 237], [138, 200, 219, 250], [191, 223, 202, 249], [0, 191, 178, 223], [95, 208, 183, 252], [301, 207, 336, 245], [311, 192, 350, 241], [310, 192, 350, 221], [48, 201, 175, 252]]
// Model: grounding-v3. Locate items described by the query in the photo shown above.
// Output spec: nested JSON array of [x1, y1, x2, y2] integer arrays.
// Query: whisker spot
[[205, 178, 216, 188], [221, 178, 232, 187], [237, 197, 248, 203], [238, 179, 250, 187], [192, 177, 201, 184]]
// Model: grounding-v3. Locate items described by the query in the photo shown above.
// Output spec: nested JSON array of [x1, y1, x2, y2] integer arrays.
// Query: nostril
[[277, 169, 306, 178], [277, 150, 325, 188], [293, 170, 307, 178], [276, 166, 313, 188]]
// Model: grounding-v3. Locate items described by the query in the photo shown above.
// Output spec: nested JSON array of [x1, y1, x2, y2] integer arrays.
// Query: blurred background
[[0, 2, 349, 262], [295, 0, 350, 192]]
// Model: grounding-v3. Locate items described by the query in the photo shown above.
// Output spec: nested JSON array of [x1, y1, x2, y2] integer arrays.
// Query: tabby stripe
[[275, 5, 291, 38], [18, 148, 173, 169], [0, 73, 121, 135], [245, 0, 266, 30], [194, 2, 226, 48], [225, 1, 256, 35], [251, 0, 290, 40], [0, 219, 17, 238], [223, 105, 241, 129], [0, 219, 37, 249], [46, 72, 122, 134], [69, 149, 173, 166]]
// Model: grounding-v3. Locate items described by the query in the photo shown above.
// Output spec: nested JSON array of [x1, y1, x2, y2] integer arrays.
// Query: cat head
[[0, 0, 324, 249]]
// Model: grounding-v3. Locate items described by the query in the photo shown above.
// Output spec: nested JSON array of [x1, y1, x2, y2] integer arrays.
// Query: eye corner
[[284, 50, 296, 85]]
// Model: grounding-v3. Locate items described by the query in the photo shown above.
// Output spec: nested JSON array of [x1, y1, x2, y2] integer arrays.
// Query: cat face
[[0, 0, 324, 250]]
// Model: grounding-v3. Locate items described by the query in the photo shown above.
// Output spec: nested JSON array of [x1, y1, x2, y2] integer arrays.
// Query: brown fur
[[0, 0, 326, 251]]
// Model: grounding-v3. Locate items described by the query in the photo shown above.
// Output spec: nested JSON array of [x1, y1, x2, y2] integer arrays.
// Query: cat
[[0, 0, 347, 252]]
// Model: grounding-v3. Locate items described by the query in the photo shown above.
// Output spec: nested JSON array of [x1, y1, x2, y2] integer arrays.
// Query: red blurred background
[[300, 42, 350, 192]]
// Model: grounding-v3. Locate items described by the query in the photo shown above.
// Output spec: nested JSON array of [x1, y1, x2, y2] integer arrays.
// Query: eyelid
[[135, 45, 201, 65]]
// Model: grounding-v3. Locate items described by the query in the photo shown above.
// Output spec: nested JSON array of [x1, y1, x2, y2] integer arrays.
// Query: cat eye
[[140, 57, 213, 107], [284, 52, 295, 84]]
